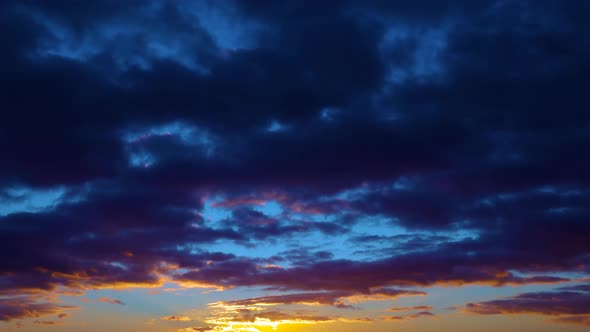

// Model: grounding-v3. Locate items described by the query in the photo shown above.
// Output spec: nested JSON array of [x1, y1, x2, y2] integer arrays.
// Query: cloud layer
[[464, 284, 590, 326], [1, 0, 589, 329]]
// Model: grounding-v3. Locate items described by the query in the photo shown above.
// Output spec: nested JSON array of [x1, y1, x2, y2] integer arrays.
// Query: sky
[[1, 0, 589, 331]]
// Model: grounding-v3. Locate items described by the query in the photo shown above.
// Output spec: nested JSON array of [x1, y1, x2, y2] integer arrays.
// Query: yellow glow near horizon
[[203, 301, 335, 332], [205, 317, 334, 332]]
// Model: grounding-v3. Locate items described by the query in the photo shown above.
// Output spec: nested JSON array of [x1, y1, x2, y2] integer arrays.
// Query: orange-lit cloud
[[203, 292, 383, 332], [162, 315, 192, 321], [205, 313, 335, 332], [177, 328, 213, 332], [33, 320, 61, 325]]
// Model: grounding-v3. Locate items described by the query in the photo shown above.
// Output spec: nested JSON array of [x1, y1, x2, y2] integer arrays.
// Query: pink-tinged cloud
[[383, 311, 435, 321], [175, 254, 570, 293], [210, 196, 267, 208], [215, 288, 425, 309], [0, 295, 76, 322], [212, 191, 351, 216], [34, 320, 59, 325], [388, 305, 433, 312], [464, 284, 590, 326], [97, 296, 125, 306]]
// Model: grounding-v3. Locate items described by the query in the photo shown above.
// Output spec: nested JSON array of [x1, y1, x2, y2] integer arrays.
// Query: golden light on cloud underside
[[206, 317, 334, 332], [204, 302, 335, 332]]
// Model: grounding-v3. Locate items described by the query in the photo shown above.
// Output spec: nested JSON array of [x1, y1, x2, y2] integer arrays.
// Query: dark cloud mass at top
[[1, 0, 589, 327]]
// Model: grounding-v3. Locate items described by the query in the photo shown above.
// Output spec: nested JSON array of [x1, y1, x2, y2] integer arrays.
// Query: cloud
[[213, 288, 425, 309], [388, 305, 433, 312], [175, 253, 570, 292], [464, 284, 590, 326], [162, 316, 192, 322], [178, 328, 213, 332], [33, 320, 60, 325], [383, 311, 435, 322], [205, 305, 335, 331], [97, 296, 125, 306], [0, 295, 76, 322]]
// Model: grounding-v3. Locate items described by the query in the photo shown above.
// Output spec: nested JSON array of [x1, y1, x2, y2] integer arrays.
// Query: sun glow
[[204, 302, 334, 332]]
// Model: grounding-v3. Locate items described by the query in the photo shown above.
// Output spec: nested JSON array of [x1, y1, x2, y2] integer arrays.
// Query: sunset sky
[[1, 1, 590, 331]]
